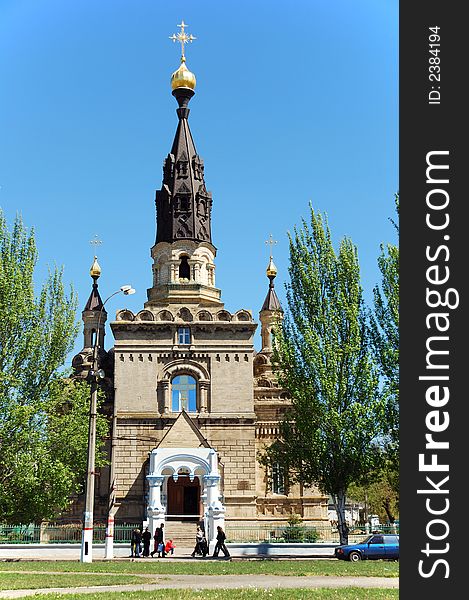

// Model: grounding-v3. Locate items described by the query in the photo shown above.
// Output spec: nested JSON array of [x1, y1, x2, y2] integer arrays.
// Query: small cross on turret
[[265, 233, 277, 258], [169, 21, 197, 61]]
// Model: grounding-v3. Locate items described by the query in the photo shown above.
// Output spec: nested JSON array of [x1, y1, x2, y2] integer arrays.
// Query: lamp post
[[80, 284, 135, 563]]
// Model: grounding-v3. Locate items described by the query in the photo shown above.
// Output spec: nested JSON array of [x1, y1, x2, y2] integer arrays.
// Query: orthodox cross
[[169, 21, 196, 60], [265, 234, 277, 258], [89, 234, 102, 251]]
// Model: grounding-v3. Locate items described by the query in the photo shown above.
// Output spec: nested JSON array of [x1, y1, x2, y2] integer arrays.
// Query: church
[[72, 23, 328, 547]]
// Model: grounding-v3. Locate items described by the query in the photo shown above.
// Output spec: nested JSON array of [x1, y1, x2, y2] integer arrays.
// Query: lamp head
[[120, 285, 136, 295]]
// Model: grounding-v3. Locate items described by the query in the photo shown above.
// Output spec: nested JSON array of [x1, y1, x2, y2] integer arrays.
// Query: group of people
[[130, 523, 230, 559], [191, 525, 230, 558], [130, 524, 175, 558]]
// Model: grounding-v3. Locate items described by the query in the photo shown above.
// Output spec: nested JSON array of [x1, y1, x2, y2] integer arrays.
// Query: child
[[164, 539, 175, 555]]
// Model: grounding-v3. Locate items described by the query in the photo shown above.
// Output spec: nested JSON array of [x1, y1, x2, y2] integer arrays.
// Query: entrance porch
[[146, 447, 225, 546]]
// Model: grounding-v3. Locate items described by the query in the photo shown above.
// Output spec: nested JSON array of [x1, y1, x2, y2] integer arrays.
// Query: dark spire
[[155, 74, 213, 246], [84, 282, 104, 312], [84, 256, 105, 312], [261, 280, 282, 312], [261, 257, 283, 312]]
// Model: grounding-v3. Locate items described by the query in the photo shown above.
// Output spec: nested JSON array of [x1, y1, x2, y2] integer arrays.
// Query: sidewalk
[[0, 574, 399, 598], [0, 543, 337, 561]]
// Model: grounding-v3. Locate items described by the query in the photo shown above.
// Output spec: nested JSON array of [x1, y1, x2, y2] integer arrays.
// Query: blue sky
[[0, 0, 398, 364]]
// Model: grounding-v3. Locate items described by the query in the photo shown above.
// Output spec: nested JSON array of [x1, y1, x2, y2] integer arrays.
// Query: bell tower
[[146, 22, 221, 307]]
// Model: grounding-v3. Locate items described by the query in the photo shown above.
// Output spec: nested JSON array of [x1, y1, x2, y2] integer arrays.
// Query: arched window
[[179, 255, 190, 280], [172, 375, 197, 412]]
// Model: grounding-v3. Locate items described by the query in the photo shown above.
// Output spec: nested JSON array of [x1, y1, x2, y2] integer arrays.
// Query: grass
[[0, 559, 399, 578], [0, 572, 150, 590], [0, 561, 399, 599], [11, 591, 399, 599]]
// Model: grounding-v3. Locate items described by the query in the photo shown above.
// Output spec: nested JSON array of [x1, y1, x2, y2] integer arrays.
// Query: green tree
[[0, 211, 77, 402], [369, 195, 399, 509], [0, 211, 108, 523], [1, 378, 109, 524], [369, 194, 399, 449], [348, 458, 399, 524], [266, 207, 386, 545]]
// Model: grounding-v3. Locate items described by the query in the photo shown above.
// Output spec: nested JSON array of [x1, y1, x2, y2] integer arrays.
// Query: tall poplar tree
[[267, 207, 386, 544], [370, 194, 399, 450], [0, 211, 108, 523]]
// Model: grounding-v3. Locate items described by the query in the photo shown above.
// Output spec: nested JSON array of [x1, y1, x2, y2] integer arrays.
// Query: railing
[[0, 522, 399, 545], [225, 524, 399, 544], [0, 524, 140, 544]]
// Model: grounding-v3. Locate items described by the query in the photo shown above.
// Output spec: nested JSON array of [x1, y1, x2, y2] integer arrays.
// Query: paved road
[[0, 573, 398, 597]]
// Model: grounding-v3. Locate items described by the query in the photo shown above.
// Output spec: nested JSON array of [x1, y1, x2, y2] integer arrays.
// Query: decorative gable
[[158, 410, 210, 449]]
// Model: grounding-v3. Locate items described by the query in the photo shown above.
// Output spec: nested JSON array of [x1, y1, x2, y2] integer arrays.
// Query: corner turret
[[72, 256, 110, 378]]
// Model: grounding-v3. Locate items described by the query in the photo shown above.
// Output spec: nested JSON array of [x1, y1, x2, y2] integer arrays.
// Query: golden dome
[[266, 256, 278, 278], [171, 58, 196, 91], [90, 256, 101, 279]]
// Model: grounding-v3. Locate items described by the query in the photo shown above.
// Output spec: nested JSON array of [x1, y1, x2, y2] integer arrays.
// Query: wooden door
[[167, 476, 200, 517]]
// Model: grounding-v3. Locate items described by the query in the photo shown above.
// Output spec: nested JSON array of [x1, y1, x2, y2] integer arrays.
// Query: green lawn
[[12, 591, 399, 599], [0, 559, 399, 578], [0, 572, 150, 590]]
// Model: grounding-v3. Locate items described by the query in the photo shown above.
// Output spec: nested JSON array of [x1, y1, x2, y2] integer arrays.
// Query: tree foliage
[[0, 211, 108, 523], [0, 214, 76, 403], [0, 378, 109, 524], [266, 206, 386, 544], [348, 458, 399, 524], [369, 194, 399, 466]]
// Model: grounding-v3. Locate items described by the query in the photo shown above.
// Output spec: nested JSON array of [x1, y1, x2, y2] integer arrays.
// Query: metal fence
[[225, 524, 399, 544], [0, 524, 139, 544], [1, 522, 399, 545]]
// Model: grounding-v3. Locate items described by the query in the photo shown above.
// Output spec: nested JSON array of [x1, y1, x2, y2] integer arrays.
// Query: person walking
[[191, 526, 207, 557], [150, 525, 160, 557], [159, 523, 166, 557], [142, 527, 151, 557], [151, 523, 166, 557], [130, 527, 142, 558], [213, 525, 230, 558]]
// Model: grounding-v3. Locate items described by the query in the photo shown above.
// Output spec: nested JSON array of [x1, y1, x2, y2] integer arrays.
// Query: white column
[[204, 450, 225, 550], [147, 475, 165, 534]]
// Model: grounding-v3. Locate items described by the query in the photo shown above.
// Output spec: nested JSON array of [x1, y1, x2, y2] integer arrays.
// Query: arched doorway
[[166, 472, 201, 521]]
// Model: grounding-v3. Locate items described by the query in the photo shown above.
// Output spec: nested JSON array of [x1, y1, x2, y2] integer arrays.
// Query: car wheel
[[349, 551, 362, 562]]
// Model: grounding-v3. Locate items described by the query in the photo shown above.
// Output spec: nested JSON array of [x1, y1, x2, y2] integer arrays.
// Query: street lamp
[[80, 284, 135, 563]]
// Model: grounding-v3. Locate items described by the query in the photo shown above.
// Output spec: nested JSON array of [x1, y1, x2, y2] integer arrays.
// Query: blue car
[[334, 533, 399, 562]]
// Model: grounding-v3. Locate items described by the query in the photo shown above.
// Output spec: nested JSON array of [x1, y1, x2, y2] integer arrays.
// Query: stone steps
[[164, 521, 199, 547]]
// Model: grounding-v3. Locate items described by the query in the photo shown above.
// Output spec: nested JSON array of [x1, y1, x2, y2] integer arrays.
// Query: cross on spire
[[265, 234, 277, 258], [169, 21, 197, 60], [89, 234, 102, 250]]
